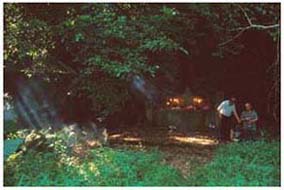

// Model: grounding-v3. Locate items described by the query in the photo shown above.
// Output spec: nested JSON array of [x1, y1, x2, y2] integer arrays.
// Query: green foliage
[[4, 94, 18, 136], [4, 4, 54, 77], [70, 73, 130, 115], [141, 36, 179, 52], [4, 120, 18, 135], [60, 4, 183, 77], [5, 128, 31, 140], [5, 147, 185, 186], [29, 4, 183, 115], [4, 128, 280, 186], [5, 128, 185, 186], [4, 3, 280, 117], [187, 140, 280, 186], [54, 4, 189, 115], [83, 148, 185, 186]]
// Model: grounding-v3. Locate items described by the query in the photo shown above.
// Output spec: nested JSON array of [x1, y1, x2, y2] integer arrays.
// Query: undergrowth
[[4, 128, 280, 186], [4, 147, 186, 186], [187, 140, 280, 186]]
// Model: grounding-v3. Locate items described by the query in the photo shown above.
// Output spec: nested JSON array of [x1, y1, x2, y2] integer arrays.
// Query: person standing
[[217, 96, 241, 142], [240, 102, 258, 141]]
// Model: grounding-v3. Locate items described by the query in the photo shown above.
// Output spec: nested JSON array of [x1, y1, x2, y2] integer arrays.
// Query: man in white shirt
[[217, 97, 241, 142]]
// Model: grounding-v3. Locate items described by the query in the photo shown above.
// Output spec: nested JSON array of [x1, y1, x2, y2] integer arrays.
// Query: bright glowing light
[[166, 97, 184, 107], [193, 96, 203, 104], [173, 98, 180, 104]]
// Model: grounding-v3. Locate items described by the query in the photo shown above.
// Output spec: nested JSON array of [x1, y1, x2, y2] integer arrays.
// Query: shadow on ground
[[108, 126, 218, 177]]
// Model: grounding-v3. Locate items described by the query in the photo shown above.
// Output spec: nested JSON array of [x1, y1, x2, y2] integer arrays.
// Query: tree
[[4, 3, 280, 124]]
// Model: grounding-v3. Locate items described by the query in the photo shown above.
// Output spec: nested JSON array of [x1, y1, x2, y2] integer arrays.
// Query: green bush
[[187, 140, 280, 186], [4, 120, 18, 137], [4, 147, 185, 186]]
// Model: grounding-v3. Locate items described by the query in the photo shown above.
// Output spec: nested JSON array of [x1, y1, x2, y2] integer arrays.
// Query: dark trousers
[[241, 128, 256, 141], [220, 115, 232, 141]]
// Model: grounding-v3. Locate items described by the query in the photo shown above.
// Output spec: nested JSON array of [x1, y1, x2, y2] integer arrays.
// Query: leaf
[[75, 33, 84, 42], [79, 15, 92, 22]]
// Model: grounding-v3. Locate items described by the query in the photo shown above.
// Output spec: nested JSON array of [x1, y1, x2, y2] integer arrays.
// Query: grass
[[4, 128, 280, 186], [4, 147, 186, 186], [187, 140, 280, 186]]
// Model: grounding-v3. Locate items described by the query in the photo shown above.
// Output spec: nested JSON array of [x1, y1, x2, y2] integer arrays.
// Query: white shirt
[[217, 100, 236, 117]]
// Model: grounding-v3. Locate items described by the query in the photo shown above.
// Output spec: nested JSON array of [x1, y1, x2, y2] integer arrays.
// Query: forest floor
[[107, 125, 218, 177], [5, 124, 280, 186]]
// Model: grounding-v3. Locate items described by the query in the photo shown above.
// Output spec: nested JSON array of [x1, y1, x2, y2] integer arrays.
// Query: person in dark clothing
[[217, 97, 241, 142]]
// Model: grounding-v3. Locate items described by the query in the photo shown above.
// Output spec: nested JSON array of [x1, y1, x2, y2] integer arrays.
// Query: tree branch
[[218, 28, 246, 47], [218, 5, 280, 46], [230, 23, 280, 31], [237, 5, 252, 26]]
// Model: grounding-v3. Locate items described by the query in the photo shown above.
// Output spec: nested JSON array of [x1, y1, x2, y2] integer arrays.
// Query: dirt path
[[108, 126, 218, 177]]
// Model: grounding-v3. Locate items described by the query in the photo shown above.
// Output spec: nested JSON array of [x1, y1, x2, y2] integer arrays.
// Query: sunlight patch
[[169, 136, 217, 145], [123, 137, 142, 142]]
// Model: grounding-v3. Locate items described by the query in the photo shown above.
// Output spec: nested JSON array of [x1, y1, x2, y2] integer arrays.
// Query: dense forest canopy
[[4, 3, 280, 129]]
